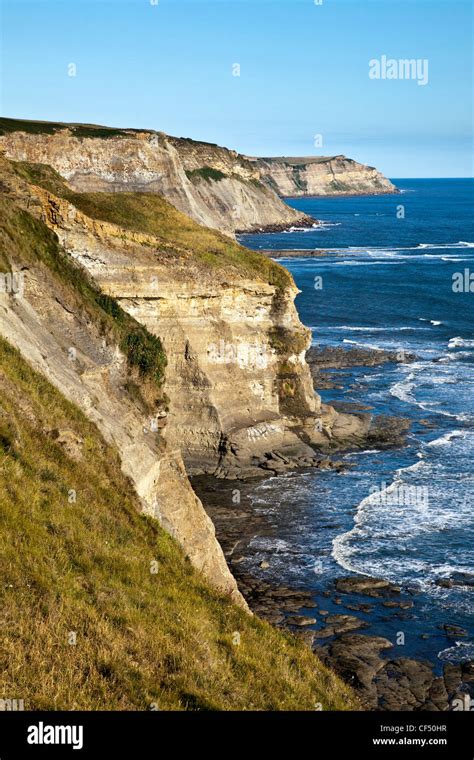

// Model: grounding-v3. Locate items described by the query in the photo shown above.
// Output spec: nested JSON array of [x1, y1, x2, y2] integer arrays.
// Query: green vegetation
[[0, 117, 139, 139], [121, 331, 166, 384], [329, 180, 351, 192], [0, 336, 357, 710], [170, 135, 220, 149], [13, 160, 293, 292], [0, 192, 166, 392], [291, 166, 308, 193], [269, 326, 309, 357], [185, 166, 227, 183], [0, 154, 357, 710]]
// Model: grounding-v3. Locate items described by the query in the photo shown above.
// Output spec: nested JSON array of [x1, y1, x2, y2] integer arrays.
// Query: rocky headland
[[0, 118, 396, 238], [254, 154, 398, 197], [1, 118, 466, 713]]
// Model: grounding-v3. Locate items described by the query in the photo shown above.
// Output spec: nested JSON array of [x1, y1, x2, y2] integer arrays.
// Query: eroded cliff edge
[[254, 155, 397, 197], [0, 154, 377, 603], [0, 119, 313, 237], [0, 118, 396, 237]]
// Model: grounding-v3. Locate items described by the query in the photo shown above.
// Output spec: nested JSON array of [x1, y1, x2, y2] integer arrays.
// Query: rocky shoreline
[[236, 217, 319, 235], [193, 344, 473, 711], [306, 344, 417, 390], [193, 474, 474, 711]]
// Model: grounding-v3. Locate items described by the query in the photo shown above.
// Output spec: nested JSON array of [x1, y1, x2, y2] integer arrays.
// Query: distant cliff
[[254, 155, 398, 197], [0, 119, 396, 237]]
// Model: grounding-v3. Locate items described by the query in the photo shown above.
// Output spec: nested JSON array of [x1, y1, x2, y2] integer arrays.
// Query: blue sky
[[1, 0, 472, 177]]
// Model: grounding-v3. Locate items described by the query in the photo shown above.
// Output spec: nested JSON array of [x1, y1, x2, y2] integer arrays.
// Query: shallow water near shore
[[235, 179, 474, 670]]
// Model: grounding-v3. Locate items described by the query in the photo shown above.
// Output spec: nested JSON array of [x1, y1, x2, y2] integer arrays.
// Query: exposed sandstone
[[26, 183, 372, 481], [0, 162, 246, 608], [0, 125, 311, 236], [254, 154, 398, 197], [0, 119, 397, 238]]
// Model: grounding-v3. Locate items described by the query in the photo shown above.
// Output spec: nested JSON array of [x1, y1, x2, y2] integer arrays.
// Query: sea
[[237, 179, 474, 669]]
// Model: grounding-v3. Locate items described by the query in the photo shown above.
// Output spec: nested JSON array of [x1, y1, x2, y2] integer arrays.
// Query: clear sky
[[1, 0, 472, 177]]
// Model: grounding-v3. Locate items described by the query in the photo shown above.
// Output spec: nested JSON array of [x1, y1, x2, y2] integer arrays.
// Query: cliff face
[[254, 155, 397, 196], [0, 119, 396, 238], [0, 316, 357, 712], [0, 155, 373, 606], [0, 123, 312, 236], [0, 160, 245, 606], [27, 181, 369, 479]]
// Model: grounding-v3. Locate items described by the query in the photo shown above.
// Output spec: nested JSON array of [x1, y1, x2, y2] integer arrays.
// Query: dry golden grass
[[0, 155, 357, 711], [12, 160, 292, 290], [0, 337, 357, 711]]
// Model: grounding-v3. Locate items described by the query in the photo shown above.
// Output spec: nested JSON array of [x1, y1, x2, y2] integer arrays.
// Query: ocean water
[[238, 179, 474, 668]]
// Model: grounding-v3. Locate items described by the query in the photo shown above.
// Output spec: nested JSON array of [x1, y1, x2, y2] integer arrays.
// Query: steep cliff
[[0, 118, 396, 238], [0, 334, 357, 710], [0, 124, 392, 712], [0, 157, 244, 606], [254, 155, 397, 196], [9, 159, 371, 482], [0, 118, 313, 236], [0, 155, 373, 607]]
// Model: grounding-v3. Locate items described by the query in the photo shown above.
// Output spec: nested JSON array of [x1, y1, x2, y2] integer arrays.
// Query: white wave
[[388, 364, 474, 422], [329, 241, 474, 256], [430, 320, 443, 326], [343, 339, 387, 351], [332, 454, 473, 580], [438, 642, 474, 664], [417, 241, 474, 249], [390, 372, 416, 403], [326, 325, 427, 332], [401, 457, 426, 473], [448, 337, 474, 349], [283, 222, 341, 233], [417, 402, 472, 422], [344, 449, 381, 457], [283, 225, 318, 233], [426, 431, 466, 448], [441, 351, 474, 362]]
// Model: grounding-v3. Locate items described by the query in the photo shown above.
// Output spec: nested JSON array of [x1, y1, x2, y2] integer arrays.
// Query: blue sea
[[238, 179, 474, 669]]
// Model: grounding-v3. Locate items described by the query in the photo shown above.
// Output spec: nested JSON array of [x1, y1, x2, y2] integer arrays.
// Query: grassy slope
[[0, 117, 139, 139], [0, 337, 356, 711], [12, 161, 292, 291], [0, 189, 166, 398], [0, 161, 357, 710]]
